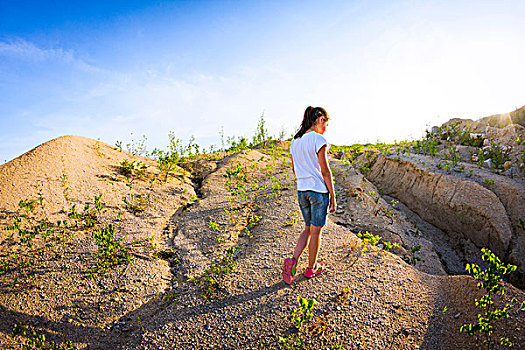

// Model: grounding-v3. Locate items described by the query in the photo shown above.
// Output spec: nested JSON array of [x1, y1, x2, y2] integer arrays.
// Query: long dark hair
[[293, 106, 329, 139]]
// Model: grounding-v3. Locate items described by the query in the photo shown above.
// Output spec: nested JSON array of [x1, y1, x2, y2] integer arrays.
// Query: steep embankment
[[365, 154, 513, 258], [361, 109, 525, 286]]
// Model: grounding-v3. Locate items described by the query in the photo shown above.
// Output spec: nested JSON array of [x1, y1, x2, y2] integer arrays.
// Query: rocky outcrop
[[479, 175, 525, 275], [478, 105, 525, 128], [364, 154, 514, 260]]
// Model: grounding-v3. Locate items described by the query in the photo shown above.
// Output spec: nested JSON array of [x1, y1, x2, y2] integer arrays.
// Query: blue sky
[[1, 0, 525, 163]]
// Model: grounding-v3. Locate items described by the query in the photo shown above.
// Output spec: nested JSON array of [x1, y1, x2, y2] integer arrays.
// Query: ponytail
[[294, 106, 329, 139]]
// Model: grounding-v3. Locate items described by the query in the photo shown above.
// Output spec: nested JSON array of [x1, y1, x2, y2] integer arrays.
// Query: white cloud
[[0, 38, 101, 73]]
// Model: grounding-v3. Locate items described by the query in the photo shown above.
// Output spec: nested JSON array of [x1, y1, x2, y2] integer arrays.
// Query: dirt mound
[[0, 135, 190, 217], [0, 135, 195, 349]]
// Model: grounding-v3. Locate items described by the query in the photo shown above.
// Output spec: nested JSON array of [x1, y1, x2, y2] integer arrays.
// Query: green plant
[[119, 159, 147, 178], [285, 211, 299, 226], [356, 231, 381, 250], [443, 144, 460, 167], [126, 133, 148, 156], [156, 154, 177, 181], [358, 163, 370, 174], [413, 129, 440, 156], [167, 131, 183, 161], [115, 140, 123, 151], [402, 244, 424, 266], [23, 334, 78, 350], [122, 179, 150, 213], [119, 159, 136, 176], [13, 323, 78, 350], [517, 218, 525, 230], [433, 121, 472, 145], [89, 224, 132, 277], [19, 198, 37, 212], [287, 296, 318, 330], [252, 112, 271, 146], [460, 248, 521, 349], [67, 205, 82, 226], [60, 157, 71, 204], [193, 247, 237, 298], [382, 241, 399, 251], [0, 259, 10, 275], [208, 220, 228, 243], [373, 200, 397, 219], [482, 141, 510, 170], [94, 139, 102, 156], [483, 178, 495, 186], [12, 321, 28, 336], [137, 316, 145, 333], [94, 194, 105, 215], [34, 183, 45, 210], [244, 214, 261, 237], [279, 334, 303, 349], [342, 231, 383, 265], [6, 216, 37, 247]]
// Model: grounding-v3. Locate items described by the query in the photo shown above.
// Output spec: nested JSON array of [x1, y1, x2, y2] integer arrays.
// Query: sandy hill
[[0, 132, 524, 349]]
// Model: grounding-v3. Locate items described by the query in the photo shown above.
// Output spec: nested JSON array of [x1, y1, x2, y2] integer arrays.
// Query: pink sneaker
[[304, 262, 326, 278], [282, 258, 297, 284]]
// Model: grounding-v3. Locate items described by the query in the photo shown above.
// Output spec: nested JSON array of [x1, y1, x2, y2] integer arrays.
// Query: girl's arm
[[291, 155, 295, 177], [317, 145, 337, 213]]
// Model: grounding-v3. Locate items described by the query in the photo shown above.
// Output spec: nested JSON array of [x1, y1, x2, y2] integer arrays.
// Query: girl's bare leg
[[307, 225, 322, 269], [293, 226, 311, 261], [292, 225, 323, 269]]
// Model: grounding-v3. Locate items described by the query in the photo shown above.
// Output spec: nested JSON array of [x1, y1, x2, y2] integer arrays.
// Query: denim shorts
[[297, 190, 329, 227]]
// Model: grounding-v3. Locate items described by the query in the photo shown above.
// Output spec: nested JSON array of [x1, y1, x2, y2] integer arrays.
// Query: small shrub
[[89, 224, 132, 277], [118, 160, 147, 178], [460, 248, 522, 349], [402, 244, 424, 266], [287, 296, 318, 330], [481, 141, 510, 170], [279, 334, 303, 349], [193, 247, 237, 298], [483, 178, 495, 186], [413, 130, 440, 156], [251, 113, 271, 147]]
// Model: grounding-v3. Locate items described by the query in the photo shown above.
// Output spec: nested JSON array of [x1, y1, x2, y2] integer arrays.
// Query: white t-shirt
[[290, 131, 329, 193]]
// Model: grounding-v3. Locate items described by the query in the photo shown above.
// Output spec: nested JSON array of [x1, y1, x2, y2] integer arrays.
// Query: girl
[[282, 106, 336, 285]]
